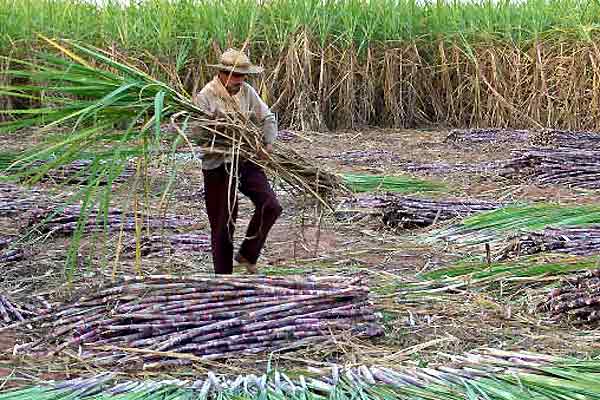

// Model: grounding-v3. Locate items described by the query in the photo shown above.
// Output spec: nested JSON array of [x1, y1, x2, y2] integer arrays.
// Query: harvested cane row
[[382, 197, 501, 230], [497, 226, 600, 260], [22, 204, 200, 237], [0, 236, 24, 264], [316, 149, 402, 167], [446, 128, 600, 150], [9, 275, 381, 368], [445, 128, 531, 146], [0, 294, 50, 327], [122, 233, 211, 258], [0, 349, 588, 400], [401, 160, 503, 176], [0, 183, 55, 217], [499, 148, 600, 189], [541, 269, 600, 325], [336, 194, 500, 229], [25, 159, 136, 185]]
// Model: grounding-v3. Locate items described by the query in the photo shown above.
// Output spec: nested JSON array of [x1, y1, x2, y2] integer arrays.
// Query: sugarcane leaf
[[153, 89, 166, 142], [38, 34, 93, 68]]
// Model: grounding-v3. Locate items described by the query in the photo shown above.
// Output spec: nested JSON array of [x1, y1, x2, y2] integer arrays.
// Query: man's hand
[[257, 143, 273, 160]]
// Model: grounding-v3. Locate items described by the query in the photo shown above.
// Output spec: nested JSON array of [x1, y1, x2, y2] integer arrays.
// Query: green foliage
[[409, 254, 600, 295], [4, 355, 600, 399], [427, 203, 600, 244], [2, 0, 600, 55], [341, 173, 445, 194]]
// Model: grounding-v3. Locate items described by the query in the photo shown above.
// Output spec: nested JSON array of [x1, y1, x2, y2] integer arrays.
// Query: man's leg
[[203, 164, 238, 274], [238, 162, 283, 265]]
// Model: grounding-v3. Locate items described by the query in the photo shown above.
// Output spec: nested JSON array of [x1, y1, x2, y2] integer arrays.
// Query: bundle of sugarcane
[[3, 349, 600, 400], [0, 183, 54, 217], [25, 158, 135, 185], [335, 194, 500, 229], [541, 269, 600, 325], [22, 204, 199, 237], [8, 274, 380, 367], [335, 193, 405, 222], [122, 233, 210, 258], [0, 294, 50, 327], [1, 151, 135, 186], [382, 196, 501, 230], [496, 226, 600, 261], [0, 39, 341, 208], [0, 236, 24, 264], [0, 294, 28, 326], [499, 147, 600, 189], [530, 128, 600, 150], [401, 160, 503, 175], [445, 128, 530, 145]]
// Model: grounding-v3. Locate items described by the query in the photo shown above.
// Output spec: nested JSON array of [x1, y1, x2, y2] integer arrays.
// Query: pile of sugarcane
[[0, 294, 51, 327], [122, 233, 210, 257], [401, 160, 503, 175], [496, 226, 600, 260], [22, 204, 199, 237], [499, 147, 600, 189], [2, 153, 135, 185], [9, 275, 380, 367], [26, 159, 135, 185], [382, 197, 500, 229], [0, 183, 53, 217], [446, 128, 600, 151], [540, 269, 600, 325], [529, 128, 600, 149], [335, 194, 500, 229], [334, 193, 398, 222], [2, 349, 599, 400], [0, 236, 24, 263], [445, 128, 530, 145]]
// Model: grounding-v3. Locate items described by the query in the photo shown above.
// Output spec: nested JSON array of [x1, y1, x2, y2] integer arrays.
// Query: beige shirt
[[193, 76, 277, 170]]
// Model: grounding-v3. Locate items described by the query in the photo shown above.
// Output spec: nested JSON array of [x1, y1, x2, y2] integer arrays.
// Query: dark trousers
[[203, 162, 283, 274]]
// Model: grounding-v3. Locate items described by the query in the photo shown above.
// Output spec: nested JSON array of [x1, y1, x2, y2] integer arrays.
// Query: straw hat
[[208, 48, 264, 75]]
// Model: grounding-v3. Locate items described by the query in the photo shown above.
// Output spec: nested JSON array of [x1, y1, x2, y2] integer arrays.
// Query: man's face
[[219, 71, 247, 94]]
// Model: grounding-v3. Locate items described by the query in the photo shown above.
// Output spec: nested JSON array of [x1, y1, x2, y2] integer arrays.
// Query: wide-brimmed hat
[[208, 48, 264, 75]]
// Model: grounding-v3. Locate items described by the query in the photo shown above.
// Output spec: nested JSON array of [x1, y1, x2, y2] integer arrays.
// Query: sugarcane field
[[4, 0, 600, 399]]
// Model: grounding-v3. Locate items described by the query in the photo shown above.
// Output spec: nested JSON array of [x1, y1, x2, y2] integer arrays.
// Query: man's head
[[209, 48, 263, 95]]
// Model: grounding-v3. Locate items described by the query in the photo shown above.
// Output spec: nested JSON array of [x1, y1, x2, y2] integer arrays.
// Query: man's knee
[[264, 198, 283, 219]]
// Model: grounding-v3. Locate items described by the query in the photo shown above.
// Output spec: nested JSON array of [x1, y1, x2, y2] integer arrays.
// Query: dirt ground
[[1, 127, 599, 386]]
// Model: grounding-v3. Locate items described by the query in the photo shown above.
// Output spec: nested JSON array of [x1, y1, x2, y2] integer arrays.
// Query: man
[[192, 48, 282, 275]]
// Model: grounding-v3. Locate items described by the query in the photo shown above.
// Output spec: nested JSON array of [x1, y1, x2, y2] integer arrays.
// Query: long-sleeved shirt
[[193, 76, 277, 170]]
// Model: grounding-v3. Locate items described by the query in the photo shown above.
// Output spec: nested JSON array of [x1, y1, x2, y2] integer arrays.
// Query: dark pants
[[202, 162, 283, 274]]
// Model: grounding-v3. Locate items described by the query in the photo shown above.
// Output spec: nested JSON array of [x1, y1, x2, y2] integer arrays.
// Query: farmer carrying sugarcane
[[191, 48, 282, 275]]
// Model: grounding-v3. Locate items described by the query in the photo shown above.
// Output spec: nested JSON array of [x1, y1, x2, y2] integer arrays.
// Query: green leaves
[[4, 355, 600, 400], [427, 203, 600, 245], [341, 173, 446, 194]]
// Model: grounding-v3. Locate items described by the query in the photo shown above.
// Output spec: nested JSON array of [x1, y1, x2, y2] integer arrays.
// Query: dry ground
[[1, 128, 599, 386]]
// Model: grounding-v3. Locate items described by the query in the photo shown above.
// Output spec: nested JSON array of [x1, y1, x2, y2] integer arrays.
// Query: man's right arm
[[187, 90, 215, 141]]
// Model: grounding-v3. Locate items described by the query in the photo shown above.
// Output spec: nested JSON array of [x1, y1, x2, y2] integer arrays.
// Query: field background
[[3, 0, 600, 130], [2, 0, 600, 398]]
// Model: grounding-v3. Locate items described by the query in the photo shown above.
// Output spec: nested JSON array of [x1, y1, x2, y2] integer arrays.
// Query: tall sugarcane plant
[[0, 38, 342, 274], [0, 37, 341, 198]]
